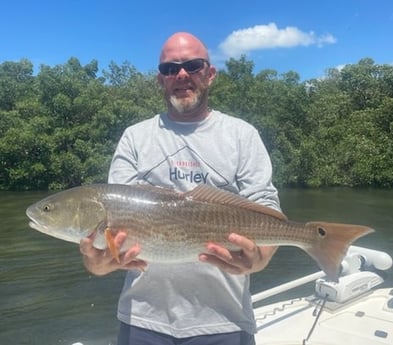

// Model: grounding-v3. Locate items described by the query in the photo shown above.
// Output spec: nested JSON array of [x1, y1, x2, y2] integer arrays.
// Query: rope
[[302, 294, 329, 344]]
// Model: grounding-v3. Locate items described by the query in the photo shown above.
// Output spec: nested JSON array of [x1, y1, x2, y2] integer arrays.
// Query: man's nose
[[176, 68, 190, 78]]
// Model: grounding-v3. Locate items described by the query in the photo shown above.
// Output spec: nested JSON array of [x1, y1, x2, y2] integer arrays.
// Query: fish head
[[26, 186, 106, 244]]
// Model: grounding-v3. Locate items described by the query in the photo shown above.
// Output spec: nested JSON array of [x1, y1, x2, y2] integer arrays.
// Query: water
[[1, 188, 392, 345]]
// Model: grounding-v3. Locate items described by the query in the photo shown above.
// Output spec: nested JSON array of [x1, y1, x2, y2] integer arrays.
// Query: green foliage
[[0, 56, 392, 190]]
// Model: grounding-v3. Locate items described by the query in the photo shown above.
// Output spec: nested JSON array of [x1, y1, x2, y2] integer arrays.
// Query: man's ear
[[208, 65, 217, 85], [157, 73, 164, 87]]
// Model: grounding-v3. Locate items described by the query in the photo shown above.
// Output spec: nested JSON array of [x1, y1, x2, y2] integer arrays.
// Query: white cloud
[[219, 23, 337, 58], [334, 64, 347, 71]]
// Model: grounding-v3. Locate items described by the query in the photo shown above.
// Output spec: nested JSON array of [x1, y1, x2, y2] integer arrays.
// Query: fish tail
[[304, 222, 374, 282], [105, 228, 120, 263]]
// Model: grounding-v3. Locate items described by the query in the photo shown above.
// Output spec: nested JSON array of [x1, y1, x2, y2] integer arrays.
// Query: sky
[[1, 0, 393, 80]]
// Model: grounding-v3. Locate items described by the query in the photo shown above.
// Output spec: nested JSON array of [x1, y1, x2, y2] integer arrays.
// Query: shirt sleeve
[[236, 126, 281, 212], [107, 128, 139, 185]]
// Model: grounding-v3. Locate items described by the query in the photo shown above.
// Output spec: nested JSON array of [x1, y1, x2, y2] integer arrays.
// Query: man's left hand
[[199, 233, 277, 275]]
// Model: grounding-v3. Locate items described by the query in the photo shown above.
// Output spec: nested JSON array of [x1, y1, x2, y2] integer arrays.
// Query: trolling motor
[[315, 246, 393, 303]]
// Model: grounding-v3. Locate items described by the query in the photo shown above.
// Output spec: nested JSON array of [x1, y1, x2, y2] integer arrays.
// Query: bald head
[[159, 32, 209, 63], [157, 32, 216, 121]]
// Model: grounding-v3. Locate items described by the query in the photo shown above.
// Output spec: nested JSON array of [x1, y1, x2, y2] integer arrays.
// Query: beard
[[169, 89, 203, 115]]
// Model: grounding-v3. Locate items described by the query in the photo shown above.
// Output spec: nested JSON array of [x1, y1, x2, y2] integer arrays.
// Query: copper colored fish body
[[26, 184, 374, 281]]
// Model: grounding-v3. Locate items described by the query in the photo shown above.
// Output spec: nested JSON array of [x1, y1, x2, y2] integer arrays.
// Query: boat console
[[253, 246, 393, 345], [315, 246, 393, 304]]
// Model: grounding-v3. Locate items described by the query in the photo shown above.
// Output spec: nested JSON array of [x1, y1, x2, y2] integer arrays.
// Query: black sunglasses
[[158, 58, 210, 76]]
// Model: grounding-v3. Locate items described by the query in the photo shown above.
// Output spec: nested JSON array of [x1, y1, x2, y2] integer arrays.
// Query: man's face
[[157, 37, 216, 121], [159, 57, 213, 115]]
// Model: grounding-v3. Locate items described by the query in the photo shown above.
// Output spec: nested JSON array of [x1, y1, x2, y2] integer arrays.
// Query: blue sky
[[1, 0, 392, 80]]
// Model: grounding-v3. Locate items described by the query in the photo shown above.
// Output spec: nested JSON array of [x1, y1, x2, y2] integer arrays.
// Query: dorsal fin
[[184, 185, 287, 221]]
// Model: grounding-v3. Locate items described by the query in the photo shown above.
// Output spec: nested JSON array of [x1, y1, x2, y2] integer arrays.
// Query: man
[[80, 32, 281, 345]]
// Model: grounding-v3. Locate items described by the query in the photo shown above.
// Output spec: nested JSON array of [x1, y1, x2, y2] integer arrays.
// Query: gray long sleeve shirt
[[108, 110, 280, 338]]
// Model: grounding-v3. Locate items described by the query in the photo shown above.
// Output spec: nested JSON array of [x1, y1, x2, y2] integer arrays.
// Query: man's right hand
[[80, 232, 147, 276]]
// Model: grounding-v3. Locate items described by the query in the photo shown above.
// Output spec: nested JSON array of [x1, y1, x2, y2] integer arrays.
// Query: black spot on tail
[[318, 227, 327, 237]]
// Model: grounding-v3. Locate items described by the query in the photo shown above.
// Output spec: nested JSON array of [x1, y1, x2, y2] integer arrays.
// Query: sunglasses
[[158, 58, 210, 76]]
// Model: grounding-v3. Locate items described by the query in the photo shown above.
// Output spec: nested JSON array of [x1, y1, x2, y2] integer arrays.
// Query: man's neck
[[168, 106, 211, 123]]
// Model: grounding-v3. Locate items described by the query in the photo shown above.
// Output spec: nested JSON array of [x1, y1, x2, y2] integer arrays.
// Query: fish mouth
[[28, 219, 47, 233], [28, 218, 83, 244], [26, 206, 48, 233]]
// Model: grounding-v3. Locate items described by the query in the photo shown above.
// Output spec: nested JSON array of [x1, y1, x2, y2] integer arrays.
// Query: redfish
[[26, 184, 374, 281]]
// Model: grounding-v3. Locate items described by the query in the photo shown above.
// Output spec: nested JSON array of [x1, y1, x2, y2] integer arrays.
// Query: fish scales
[[26, 183, 374, 281], [101, 188, 304, 249]]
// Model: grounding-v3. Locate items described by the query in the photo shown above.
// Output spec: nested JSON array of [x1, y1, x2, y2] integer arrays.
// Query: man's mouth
[[173, 88, 192, 97]]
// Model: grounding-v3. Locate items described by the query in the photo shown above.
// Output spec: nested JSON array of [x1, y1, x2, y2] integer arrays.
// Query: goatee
[[169, 92, 201, 114]]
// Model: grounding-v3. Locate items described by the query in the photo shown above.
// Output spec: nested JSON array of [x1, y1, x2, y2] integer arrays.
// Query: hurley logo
[[142, 146, 229, 188], [169, 166, 209, 184]]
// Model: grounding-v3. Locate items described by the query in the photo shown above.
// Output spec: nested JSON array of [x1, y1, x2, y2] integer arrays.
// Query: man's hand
[[80, 231, 147, 276], [199, 233, 277, 275]]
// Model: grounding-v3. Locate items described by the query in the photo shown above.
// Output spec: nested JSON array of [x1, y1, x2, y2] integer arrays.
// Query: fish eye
[[43, 204, 52, 212], [317, 227, 327, 237]]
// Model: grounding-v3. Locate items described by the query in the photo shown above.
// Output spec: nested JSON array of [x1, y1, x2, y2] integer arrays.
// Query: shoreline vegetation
[[0, 56, 392, 191]]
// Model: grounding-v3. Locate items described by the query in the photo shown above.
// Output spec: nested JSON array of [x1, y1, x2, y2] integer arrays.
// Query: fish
[[26, 183, 374, 281]]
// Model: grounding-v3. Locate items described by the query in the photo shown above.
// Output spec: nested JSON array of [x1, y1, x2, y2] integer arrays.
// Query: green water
[[1, 188, 392, 345]]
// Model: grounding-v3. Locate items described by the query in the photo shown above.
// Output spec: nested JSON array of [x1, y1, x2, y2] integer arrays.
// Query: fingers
[[199, 233, 265, 275], [228, 233, 257, 253], [199, 251, 248, 275], [118, 243, 147, 270], [79, 233, 147, 275]]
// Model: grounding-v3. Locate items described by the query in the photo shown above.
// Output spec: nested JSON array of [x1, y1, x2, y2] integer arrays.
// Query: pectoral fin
[[105, 228, 120, 263]]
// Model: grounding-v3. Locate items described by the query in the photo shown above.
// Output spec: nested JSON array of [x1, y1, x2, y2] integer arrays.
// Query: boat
[[253, 245, 393, 345], [69, 245, 392, 345]]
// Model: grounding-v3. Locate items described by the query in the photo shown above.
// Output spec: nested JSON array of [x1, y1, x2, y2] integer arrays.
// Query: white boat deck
[[254, 287, 393, 345], [253, 246, 393, 345]]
